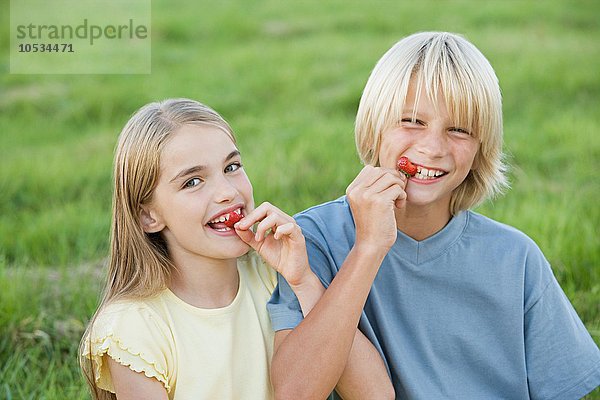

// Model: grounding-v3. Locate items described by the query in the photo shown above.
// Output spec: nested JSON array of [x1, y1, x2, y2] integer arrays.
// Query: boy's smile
[[410, 163, 448, 181], [380, 80, 479, 216]]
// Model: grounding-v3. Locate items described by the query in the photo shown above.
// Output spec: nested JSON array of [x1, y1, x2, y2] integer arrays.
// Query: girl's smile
[[206, 205, 245, 234], [143, 124, 255, 263]]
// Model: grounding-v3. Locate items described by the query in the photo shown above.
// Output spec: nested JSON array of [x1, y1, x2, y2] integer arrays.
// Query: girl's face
[[379, 82, 480, 214], [143, 124, 254, 263]]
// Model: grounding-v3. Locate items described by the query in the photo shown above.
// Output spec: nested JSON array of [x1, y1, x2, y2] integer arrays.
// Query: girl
[[79, 98, 309, 399], [79, 98, 392, 399], [268, 32, 600, 399]]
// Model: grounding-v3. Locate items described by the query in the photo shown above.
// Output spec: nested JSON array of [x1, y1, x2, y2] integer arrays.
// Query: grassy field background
[[1, 0, 599, 398]]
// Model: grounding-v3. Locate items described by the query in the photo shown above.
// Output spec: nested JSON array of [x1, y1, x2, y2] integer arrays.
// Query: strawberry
[[397, 156, 417, 177], [223, 210, 243, 228]]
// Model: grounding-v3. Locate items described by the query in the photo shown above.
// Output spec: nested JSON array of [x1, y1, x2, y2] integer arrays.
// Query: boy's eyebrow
[[169, 150, 240, 183]]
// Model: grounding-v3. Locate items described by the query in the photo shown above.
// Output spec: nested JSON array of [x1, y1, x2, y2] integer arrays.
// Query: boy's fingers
[[347, 166, 404, 196], [347, 165, 378, 194], [365, 171, 405, 196]]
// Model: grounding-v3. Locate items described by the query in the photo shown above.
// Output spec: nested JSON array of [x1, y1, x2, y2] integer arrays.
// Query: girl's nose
[[213, 175, 238, 203]]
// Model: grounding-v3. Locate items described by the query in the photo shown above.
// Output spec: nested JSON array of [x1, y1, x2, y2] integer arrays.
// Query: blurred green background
[[1, 0, 598, 398]]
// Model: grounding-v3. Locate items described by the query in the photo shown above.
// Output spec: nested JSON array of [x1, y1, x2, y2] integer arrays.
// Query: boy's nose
[[417, 128, 447, 158]]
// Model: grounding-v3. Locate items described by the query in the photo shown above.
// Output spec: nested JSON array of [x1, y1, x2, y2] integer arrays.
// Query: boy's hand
[[346, 165, 407, 253], [234, 202, 313, 288]]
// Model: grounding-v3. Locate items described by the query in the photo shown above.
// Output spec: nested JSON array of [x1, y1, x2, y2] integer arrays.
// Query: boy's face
[[378, 82, 479, 213], [144, 124, 254, 264]]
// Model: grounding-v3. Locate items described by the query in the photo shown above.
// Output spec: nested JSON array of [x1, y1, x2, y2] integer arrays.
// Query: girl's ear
[[139, 206, 165, 233]]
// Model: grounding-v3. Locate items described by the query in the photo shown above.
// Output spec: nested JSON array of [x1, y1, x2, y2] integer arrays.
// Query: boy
[[268, 32, 600, 399]]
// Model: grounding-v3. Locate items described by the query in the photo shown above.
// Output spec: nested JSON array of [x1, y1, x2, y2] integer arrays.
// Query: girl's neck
[[168, 255, 240, 309], [394, 203, 452, 241]]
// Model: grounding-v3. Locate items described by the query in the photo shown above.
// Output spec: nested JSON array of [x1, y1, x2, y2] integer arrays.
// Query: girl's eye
[[183, 177, 202, 189], [224, 162, 242, 173]]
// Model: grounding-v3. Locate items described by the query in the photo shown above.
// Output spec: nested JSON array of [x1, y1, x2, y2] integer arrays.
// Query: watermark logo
[[10, 0, 151, 74]]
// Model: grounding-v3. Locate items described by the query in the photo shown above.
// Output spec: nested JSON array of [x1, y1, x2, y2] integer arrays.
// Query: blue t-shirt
[[267, 196, 600, 399]]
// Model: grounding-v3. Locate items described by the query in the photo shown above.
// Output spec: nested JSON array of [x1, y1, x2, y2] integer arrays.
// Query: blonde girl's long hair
[[78, 98, 236, 400]]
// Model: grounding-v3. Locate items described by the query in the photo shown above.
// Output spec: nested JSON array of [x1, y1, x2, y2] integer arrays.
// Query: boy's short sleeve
[[81, 301, 174, 394], [524, 262, 600, 399]]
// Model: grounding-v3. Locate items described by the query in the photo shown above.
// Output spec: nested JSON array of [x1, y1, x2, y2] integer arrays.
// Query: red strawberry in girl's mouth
[[397, 156, 417, 177], [223, 209, 243, 228]]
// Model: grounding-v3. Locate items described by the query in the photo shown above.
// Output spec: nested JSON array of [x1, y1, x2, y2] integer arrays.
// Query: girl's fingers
[[254, 214, 300, 241], [236, 202, 293, 231], [254, 213, 280, 241], [273, 222, 301, 241], [235, 226, 258, 247]]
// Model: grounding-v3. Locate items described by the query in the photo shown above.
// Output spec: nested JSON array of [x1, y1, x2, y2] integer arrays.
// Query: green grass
[[1, 0, 599, 398]]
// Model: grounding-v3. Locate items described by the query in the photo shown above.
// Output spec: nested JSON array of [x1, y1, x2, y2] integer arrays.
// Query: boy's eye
[[224, 162, 242, 173], [183, 177, 202, 189], [401, 118, 425, 126], [450, 127, 471, 135]]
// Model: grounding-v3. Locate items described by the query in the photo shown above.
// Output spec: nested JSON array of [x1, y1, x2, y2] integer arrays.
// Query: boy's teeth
[[415, 166, 445, 179]]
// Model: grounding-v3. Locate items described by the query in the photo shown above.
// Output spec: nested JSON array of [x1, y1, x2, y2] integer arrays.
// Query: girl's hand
[[234, 202, 312, 288], [346, 165, 407, 253]]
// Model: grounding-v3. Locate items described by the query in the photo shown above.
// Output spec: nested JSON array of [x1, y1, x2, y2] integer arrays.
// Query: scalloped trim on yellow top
[[82, 333, 171, 393]]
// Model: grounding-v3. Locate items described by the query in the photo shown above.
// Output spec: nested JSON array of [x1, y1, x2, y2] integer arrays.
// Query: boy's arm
[[274, 330, 392, 399], [271, 244, 394, 400], [271, 166, 405, 400], [276, 272, 393, 399]]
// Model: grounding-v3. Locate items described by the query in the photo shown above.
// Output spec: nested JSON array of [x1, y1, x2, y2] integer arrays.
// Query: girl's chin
[[231, 242, 251, 257]]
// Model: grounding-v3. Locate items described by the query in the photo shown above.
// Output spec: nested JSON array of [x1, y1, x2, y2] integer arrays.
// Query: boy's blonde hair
[[79, 98, 236, 400], [355, 32, 508, 214]]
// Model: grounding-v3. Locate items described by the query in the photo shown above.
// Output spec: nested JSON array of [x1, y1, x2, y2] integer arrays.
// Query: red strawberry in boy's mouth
[[207, 208, 244, 231], [397, 156, 418, 177]]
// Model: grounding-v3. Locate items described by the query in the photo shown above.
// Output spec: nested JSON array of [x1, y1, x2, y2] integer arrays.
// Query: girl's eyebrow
[[169, 150, 240, 183], [170, 165, 204, 183]]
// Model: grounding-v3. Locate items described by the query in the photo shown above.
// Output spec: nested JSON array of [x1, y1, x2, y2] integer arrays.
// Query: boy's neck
[[394, 204, 452, 241], [168, 256, 240, 309]]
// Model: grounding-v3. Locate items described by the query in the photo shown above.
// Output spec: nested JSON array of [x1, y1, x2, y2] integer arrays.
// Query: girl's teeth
[[209, 208, 242, 224]]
